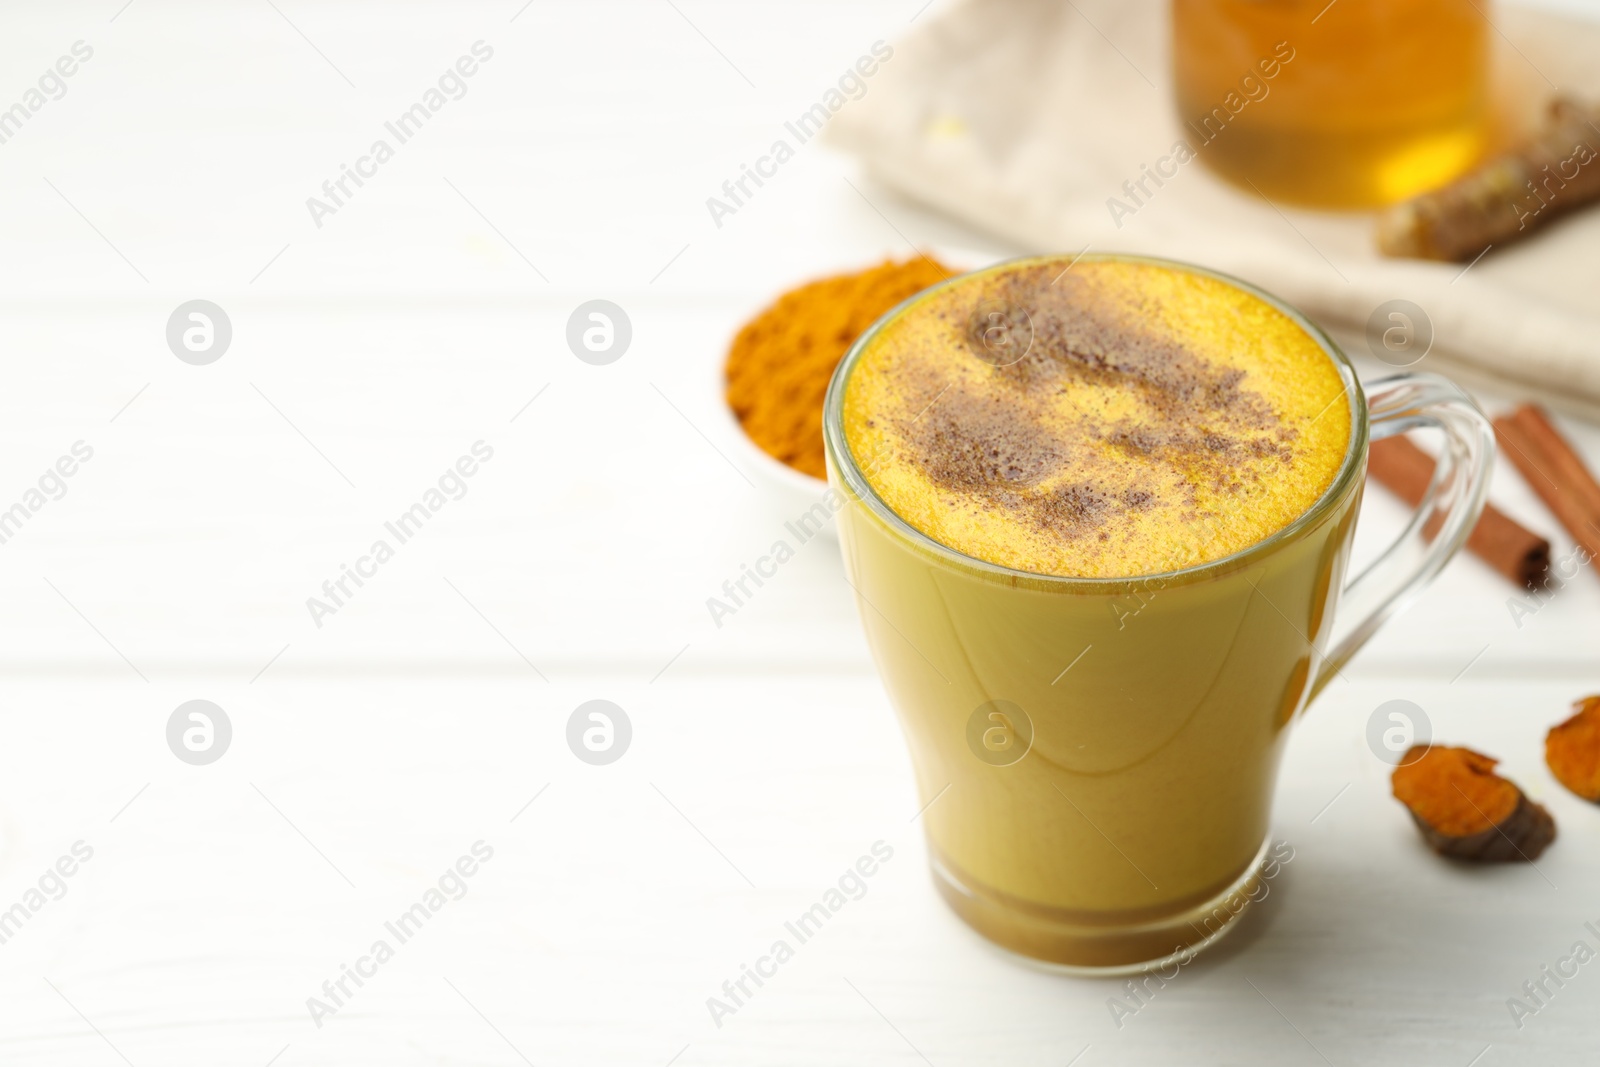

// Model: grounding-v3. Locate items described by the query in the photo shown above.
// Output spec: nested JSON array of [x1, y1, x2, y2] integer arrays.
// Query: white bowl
[[717, 388, 838, 541], [712, 246, 999, 540]]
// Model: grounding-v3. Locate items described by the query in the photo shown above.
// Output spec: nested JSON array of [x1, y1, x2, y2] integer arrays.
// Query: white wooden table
[[2, 1, 1599, 1063]]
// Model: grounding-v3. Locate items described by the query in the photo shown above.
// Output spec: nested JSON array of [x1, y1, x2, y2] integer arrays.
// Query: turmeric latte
[[840, 257, 1352, 578]]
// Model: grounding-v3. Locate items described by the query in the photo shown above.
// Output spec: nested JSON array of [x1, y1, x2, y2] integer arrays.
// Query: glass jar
[[1171, 0, 1492, 208]]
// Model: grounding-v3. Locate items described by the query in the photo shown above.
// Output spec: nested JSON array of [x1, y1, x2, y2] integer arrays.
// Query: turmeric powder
[[725, 256, 951, 479], [1391, 745, 1556, 862], [1546, 695, 1600, 802]]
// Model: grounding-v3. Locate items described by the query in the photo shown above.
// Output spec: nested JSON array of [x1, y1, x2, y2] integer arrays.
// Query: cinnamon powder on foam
[[842, 258, 1352, 579]]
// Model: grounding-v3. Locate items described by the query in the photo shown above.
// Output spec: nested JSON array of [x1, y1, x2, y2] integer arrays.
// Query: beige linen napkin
[[830, 0, 1600, 418]]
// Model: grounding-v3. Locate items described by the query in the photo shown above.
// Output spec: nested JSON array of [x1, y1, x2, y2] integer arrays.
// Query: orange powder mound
[[725, 257, 951, 479], [1547, 695, 1600, 802]]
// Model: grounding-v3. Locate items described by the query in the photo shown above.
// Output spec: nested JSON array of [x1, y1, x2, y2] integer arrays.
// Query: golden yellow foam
[[841, 258, 1352, 578]]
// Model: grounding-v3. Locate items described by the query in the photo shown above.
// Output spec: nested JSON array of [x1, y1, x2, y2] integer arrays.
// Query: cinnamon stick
[[1492, 404, 1600, 566], [1367, 436, 1551, 589], [1511, 405, 1600, 522]]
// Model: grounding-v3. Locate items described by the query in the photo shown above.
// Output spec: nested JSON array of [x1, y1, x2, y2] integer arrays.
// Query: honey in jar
[[1171, 0, 1492, 208]]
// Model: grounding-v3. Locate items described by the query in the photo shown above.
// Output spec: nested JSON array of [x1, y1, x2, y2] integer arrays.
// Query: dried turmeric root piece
[[1376, 96, 1600, 262], [1546, 696, 1600, 802], [1391, 745, 1556, 862]]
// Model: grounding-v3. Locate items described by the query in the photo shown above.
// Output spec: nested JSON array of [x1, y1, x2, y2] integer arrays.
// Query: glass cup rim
[[820, 252, 1370, 590]]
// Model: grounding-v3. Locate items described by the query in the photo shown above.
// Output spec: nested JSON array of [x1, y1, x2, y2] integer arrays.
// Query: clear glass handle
[[1310, 373, 1496, 697]]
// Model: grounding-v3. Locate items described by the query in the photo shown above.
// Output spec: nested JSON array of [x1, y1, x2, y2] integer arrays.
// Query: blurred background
[[1, 1, 1599, 1064]]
